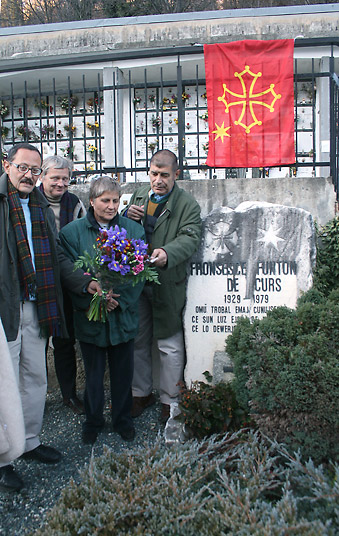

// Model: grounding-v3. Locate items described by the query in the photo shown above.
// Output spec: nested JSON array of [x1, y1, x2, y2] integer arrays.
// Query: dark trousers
[[53, 292, 77, 400], [79, 339, 134, 435]]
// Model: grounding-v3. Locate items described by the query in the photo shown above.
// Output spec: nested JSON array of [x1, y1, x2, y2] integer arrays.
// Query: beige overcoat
[[0, 318, 25, 464]]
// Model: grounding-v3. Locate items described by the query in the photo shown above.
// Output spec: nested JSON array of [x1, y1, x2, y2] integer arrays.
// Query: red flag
[[204, 40, 295, 168]]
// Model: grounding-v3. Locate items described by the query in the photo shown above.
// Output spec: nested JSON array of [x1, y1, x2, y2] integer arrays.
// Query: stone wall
[[72, 175, 336, 225]]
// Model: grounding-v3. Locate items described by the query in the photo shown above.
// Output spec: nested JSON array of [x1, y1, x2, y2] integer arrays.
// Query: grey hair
[[89, 175, 121, 200], [6, 143, 42, 163], [41, 155, 73, 178]]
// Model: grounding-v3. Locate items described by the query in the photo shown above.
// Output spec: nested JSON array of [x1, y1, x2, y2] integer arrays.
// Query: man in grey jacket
[[0, 143, 98, 492], [40, 155, 86, 415]]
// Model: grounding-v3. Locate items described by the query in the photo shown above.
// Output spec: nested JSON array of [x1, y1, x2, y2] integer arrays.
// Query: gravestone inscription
[[184, 201, 316, 384]]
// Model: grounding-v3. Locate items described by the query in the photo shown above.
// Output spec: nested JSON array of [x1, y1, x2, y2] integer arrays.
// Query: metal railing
[[0, 38, 337, 198], [330, 56, 339, 201]]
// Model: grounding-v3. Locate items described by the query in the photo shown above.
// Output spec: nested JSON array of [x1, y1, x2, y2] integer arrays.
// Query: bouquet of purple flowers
[[75, 225, 159, 322]]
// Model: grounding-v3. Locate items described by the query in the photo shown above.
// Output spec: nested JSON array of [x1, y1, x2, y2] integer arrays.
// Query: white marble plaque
[[184, 202, 316, 384]]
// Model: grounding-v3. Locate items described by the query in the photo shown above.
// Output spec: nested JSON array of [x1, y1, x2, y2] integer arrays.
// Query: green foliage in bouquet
[[226, 289, 339, 463]]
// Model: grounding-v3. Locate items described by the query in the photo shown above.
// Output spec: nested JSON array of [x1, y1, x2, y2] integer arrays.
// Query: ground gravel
[[0, 357, 163, 536]]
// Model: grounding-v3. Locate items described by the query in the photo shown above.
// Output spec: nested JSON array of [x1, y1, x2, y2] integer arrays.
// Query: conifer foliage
[[226, 216, 339, 463], [226, 289, 339, 463], [35, 432, 338, 535]]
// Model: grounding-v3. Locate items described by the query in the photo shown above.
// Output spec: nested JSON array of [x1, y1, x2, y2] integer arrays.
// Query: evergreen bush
[[34, 432, 338, 535], [226, 290, 339, 463], [313, 216, 339, 295]]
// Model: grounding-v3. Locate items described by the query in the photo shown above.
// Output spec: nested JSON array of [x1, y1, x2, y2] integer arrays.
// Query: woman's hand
[[87, 280, 101, 295], [87, 281, 120, 312], [106, 290, 120, 312]]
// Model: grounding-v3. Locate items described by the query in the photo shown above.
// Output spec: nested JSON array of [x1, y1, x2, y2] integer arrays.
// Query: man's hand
[[126, 204, 144, 222], [151, 248, 167, 268]]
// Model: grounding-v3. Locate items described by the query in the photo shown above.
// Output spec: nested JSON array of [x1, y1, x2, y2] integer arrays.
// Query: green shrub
[[313, 216, 339, 295], [34, 432, 338, 535], [177, 371, 248, 439], [226, 290, 339, 463]]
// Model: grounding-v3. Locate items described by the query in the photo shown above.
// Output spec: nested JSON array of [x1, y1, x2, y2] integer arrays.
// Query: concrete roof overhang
[[0, 4, 338, 93], [0, 2, 338, 37]]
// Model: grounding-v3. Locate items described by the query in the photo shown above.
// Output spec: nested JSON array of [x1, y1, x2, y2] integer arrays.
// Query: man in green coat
[[123, 149, 201, 423]]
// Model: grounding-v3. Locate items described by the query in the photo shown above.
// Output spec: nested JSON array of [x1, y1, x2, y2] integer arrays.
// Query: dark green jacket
[[59, 212, 145, 347], [123, 183, 201, 339], [0, 173, 90, 341]]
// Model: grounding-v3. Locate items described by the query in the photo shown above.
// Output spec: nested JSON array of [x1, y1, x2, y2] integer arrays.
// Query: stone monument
[[183, 201, 316, 385]]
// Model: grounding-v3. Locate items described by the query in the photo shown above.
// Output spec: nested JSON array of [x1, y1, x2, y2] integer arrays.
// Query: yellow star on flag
[[212, 122, 231, 142]]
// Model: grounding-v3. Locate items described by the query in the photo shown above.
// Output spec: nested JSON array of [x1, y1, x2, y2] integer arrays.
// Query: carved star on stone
[[257, 224, 285, 249]]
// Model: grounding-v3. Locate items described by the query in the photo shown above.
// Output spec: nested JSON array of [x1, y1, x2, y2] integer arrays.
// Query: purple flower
[[119, 264, 130, 275], [76, 224, 159, 322], [108, 260, 120, 272]]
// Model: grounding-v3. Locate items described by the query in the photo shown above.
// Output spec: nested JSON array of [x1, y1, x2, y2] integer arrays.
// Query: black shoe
[[160, 403, 170, 424], [21, 444, 62, 464], [117, 427, 135, 442], [131, 393, 156, 418], [63, 396, 85, 415], [0, 465, 24, 492], [82, 430, 98, 445]]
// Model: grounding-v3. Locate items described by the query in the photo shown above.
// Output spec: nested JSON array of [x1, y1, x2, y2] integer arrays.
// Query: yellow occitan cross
[[212, 122, 231, 142], [217, 65, 282, 134]]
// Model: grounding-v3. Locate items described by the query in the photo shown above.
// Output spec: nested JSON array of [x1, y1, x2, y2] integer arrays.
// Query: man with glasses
[[40, 155, 86, 415], [0, 143, 98, 492]]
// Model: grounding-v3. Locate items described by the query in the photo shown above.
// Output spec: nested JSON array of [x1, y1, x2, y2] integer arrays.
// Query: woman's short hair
[[89, 175, 121, 200]]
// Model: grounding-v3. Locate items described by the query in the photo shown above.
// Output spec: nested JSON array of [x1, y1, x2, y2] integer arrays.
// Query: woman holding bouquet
[[59, 176, 146, 445]]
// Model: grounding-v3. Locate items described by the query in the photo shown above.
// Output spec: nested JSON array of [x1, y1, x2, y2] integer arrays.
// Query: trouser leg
[[108, 339, 134, 433], [157, 330, 185, 405], [53, 336, 76, 400], [53, 292, 77, 400], [8, 301, 47, 452], [132, 286, 154, 397], [79, 341, 106, 433]]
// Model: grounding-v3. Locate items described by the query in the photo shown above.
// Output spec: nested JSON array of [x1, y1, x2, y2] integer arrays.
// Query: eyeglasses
[[10, 162, 42, 176]]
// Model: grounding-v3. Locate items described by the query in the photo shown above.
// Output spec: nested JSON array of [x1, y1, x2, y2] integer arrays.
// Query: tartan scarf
[[39, 184, 74, 229], [7, 179, 61, 337]]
